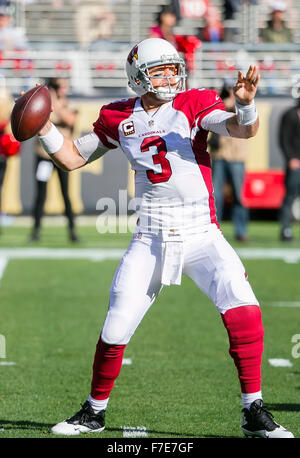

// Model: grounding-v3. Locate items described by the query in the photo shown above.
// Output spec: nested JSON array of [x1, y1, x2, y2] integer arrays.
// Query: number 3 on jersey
[[140, 136, 172, 184]]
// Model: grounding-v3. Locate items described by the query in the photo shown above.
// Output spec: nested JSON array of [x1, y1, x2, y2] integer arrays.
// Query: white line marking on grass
[[268, 302, 300, 308], [237, 248, 300, 263], [0, 334, 5, 358], [0, 248, 125, 261], [282, 258, 299, 264], [122, 358, 132, 366], [0, 257, 8, 280], [1, 247, 300, 263], [269, 359, 293, 367], [0, 361, 16, 366], [122, 426, 148, 438]]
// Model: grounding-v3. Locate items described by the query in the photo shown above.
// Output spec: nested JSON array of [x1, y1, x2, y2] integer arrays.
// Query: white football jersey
[[93, 89, 226, 235]]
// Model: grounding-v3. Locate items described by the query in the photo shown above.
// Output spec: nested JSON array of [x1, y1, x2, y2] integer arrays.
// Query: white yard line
[[0, 257, 8, 280], [0, 334, 6, 358], [0, 247, 299, 262], [268, 302, 300, 308], [268, 359, 293, 367], [237, 248, 300, 263], [122, 358, 132, 366], [0, 248, 125, 261]]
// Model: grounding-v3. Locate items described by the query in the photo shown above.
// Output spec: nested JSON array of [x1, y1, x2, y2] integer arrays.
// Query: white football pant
[[101, 224, 259, 345]]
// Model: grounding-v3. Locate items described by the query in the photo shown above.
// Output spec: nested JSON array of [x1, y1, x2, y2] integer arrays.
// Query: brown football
[[10, 85, 52, 141]]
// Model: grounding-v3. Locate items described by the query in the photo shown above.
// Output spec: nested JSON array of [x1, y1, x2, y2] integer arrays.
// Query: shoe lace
[[68, 402, 95, 425], [79, 406, 92, 424], [255, 403, 277, 430]]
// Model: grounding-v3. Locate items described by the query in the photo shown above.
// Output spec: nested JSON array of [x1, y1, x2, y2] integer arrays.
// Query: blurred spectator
[[209, 84, 249, 241], [170, 0, 182, 21], [30, 78, 79, 243], [149, 5, 201, 75], [0, 86, 11, 227], [260, 1, 293, 43], [51, 0, 63, 8], [74, 0, 116, 49], [278, 97, 300, 241], [13, 0, 63, 5], [198, 5, 224, 42], [0, 84, 20, 231], [179, 0, 209, 19], [0, 5, 28, 51], [224, 0, 241, 20], [223, 0, 258, 20], [149, 5, 178, 46]]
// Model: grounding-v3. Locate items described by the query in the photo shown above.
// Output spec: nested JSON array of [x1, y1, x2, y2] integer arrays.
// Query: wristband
[[38, 123, 64, 155], [235, 100, 258, 126]]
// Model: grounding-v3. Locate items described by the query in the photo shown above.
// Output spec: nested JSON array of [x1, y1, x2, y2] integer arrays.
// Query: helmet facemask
[[138, 60, 187, 101]]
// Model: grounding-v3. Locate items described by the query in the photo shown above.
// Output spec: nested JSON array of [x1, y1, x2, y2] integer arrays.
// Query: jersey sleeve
[[93, 98, 137, 150], [173, 89, 226, 130], [194, 89, 226, 124], [201, 109, 234, 136], [93, 105, 120, 150], [74, 131, 111, 163]]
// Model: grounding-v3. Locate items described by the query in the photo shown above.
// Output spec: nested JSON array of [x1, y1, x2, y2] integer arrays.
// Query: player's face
[[148, 64, 179, 90]]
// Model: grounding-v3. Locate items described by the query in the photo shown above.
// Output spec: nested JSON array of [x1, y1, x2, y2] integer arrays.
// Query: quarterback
[[37, 38, 293, 438]]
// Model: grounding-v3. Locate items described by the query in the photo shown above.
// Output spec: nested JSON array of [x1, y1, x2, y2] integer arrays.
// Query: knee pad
[[101, 313, 132, 345]]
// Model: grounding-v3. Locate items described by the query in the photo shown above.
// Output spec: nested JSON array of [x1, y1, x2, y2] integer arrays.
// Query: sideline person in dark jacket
[[278, 97, 300, 241]]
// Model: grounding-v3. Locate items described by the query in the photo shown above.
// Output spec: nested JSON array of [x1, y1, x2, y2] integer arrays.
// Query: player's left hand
[[233, 65, 260, 106]]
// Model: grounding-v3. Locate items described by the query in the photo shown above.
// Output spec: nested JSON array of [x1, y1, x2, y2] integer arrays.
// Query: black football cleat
[[280, 228, 293, 242], [29, 228, 40, 242], [241, 399, 294, 438], [51, 401, 105, 435], [69, 227, 80, 243]]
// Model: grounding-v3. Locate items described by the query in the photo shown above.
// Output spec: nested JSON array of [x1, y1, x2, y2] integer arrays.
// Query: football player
[[37, 38, 294, 438]]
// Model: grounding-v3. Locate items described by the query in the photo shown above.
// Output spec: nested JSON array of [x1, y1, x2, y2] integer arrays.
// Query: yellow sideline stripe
[[246, 101, 272, 172]]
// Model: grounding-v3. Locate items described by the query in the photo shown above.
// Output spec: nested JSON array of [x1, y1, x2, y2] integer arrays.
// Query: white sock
[[88, 394, 109, 413], [241, 391, 262, 410]]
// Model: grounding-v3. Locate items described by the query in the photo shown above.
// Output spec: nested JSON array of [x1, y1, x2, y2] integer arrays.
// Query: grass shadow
[[266, 403, 300, 412]]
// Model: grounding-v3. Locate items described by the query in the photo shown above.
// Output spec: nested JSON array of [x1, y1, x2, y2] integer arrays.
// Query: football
[[10, 85, 52, 142]]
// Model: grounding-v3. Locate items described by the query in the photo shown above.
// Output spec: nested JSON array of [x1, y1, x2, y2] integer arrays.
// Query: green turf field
[[0, 221, 299, 438]]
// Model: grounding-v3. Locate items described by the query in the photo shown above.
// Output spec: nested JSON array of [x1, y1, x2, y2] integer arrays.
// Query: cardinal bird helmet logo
[[127, 45, 138, 65]]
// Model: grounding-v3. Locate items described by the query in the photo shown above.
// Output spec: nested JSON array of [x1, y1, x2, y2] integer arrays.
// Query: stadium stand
[[1, 0, 300, 96]]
